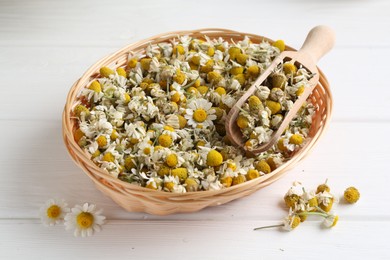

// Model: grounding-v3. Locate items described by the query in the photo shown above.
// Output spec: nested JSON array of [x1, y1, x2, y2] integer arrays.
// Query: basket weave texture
[[62, 28, 333, 215]]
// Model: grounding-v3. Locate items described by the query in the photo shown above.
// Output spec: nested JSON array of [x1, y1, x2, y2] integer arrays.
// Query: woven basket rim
[[63, 28, 333, 199]]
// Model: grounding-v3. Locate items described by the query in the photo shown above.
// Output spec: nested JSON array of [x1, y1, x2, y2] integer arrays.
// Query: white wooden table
[[1, 0, 389, 259]]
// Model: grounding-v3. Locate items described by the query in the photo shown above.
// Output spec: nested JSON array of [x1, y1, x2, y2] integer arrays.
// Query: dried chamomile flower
[[344, 186, 360, 204], [254, 213, 301, 232], [255, 180, 360, 232], [272, 40, 285, 52], [316, 179, 330, 193], [73, 34, 315, 192], [322, 214, 339, 228]]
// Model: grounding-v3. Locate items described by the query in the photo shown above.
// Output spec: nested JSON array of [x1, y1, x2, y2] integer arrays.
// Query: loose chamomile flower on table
[[64, 203, 106, 237], [322, 213, 339, 228], [40, 199, 70, 226], [344, 186, 360, 204]]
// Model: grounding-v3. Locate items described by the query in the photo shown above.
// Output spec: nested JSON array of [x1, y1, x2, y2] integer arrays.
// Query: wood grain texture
[[1, 220, 389, 260], [1, 0, 389, 258]]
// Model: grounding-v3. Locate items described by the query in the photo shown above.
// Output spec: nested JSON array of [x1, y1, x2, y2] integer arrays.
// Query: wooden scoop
[[225, 25, 335, 154]]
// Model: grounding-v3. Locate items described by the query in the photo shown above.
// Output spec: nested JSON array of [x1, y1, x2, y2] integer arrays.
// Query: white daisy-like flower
[[64, 203, 106, 237], [40, 199, 69, 226], [185, 98, 216, 128]]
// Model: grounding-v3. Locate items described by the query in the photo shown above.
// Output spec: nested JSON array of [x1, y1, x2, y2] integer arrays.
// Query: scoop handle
[[299, 25, 335, 63]]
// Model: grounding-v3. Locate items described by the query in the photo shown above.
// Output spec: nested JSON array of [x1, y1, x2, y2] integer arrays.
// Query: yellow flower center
[[248, 95, 262, 110], [185, 178, 198, 192], [47, 205, 61, 219], [206, 150, 223, 167], [96, 135, 107, 148], [124, 157, 136, 170], [289, 134, 304, 145], [124, 93, 131, 103], [116, 67, 127, 77], [102, 152, 115, 162], [246, 169, 260, 180], [234, 74, 246, 85], [127, 58, 138, 69], [331, 216, 339, 227], [265, 100, 281, 115], [232, 175, 246, 185], [255, 160, 271, 174], [164, 182, 175, 191], [178, 115, 187, 129], [158, 134, 173, 147], [283, 62, 297, 75], [110, 129, 119, 141], [290, 215, 301, 229], [221, 176, 233, 187], [230, 67, 244, 76], [143, 147, 151, 155], [197, 86, 209, 95], [236, 115, 249, 129], [171, 92, 181, 102], [166, 154, 178, 167], [214, 87, 226, 96], [88, 81, 101, 93], [344, 187, 360, 204], [171, 168, 188, 181], [296, 85, 305, 96], [76, 212, 94, 229], [193, 109, 208, 123], [163, 125, 175, 132], [227, 162, 236, 170], [247, 65, 260, 77], [272, 39, 285, 52], [100, 67, 114, 78]]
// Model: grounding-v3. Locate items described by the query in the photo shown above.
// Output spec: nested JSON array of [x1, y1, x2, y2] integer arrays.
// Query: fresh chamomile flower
[[185, 98, 216, 128], [64, 203, 106, 237], [40, 199, 69, 226]]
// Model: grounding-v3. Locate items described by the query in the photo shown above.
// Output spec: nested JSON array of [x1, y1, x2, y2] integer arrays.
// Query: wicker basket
[[62, 28, 333, 215]]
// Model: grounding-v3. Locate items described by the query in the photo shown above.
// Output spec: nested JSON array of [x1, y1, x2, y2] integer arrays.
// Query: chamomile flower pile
[[254, 182, 360, 231], [72, 35, 315, 192], [237, 60, 315, 151]]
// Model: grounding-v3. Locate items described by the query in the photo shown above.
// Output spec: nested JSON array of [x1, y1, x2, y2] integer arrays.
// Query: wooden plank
[[0, 219, 389, 259], [0, 0, 389, 48], [0, 120, 387, 220]]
